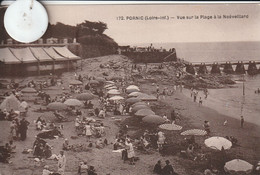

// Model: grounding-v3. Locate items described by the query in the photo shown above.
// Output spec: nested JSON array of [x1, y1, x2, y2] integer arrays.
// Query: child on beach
[[241, 116, 244, 128], [203, 121, 210, 135], [199, 97, 203, 106]]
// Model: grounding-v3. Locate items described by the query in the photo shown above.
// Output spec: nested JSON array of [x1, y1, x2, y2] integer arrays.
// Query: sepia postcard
[[0, 1, 259, 175]]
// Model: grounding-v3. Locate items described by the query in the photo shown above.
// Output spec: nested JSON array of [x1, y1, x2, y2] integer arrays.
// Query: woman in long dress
[[125, 140, 135, 165], [85, 123, 92, 141], [57, 151, 66, 175]]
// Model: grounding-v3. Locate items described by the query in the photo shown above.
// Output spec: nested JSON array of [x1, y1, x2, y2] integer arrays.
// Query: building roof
[[0, 48, 21, 64]]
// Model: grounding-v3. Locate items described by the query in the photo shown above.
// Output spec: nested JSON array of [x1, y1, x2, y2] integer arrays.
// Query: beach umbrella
[[76, 93, 95, 101], [19, 101, 29, 112], [131, 105, 150, 113], [21, 87, 37, 93], [107, 89, 120, 95], [109, 96, 124, 101], [20, 101, 29, 109], [95, 77, 106, 83], [126, 88, 140, 93], [104, 84, 115, 88], [106, 86, 117, 90], [47, 102, 67, 111], [224, 159, 253, 174], [89, 80, 99, 85], [69, 80, 83, 85], [204, 136, 232, 150], [136, 94, 157, 101], [125, 97, 141, 104], [142, 115, 165, 125], [110, 76, 123, 81], [126, 85, 139, 90], [64, 99, 83, 107], [105, 81, 115, 84], [132, 101, 147, 107], [0, 94, 20, 111], [159, 123, 182, 131], [135, 109, 155, 117], [181, 129, 207, 136], [128, 92, 144, 97]]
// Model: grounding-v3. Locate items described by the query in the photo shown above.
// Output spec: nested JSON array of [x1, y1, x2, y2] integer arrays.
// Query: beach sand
[[0, 54, 259, 175]]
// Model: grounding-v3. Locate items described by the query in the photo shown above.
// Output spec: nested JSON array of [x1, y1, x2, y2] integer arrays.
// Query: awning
[[10, 48, 39, 63], [0, 48, 21, 64], [43, 47, 68, 61], [30, 47, 54, 62], [53, 47, 80, 60]]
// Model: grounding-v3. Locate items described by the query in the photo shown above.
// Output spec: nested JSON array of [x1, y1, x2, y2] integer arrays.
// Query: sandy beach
[[0, 54, 260, 175]]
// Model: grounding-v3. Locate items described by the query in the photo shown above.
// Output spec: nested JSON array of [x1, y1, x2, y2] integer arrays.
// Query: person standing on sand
[[199, 97, 203, 106], [57, 151, 66, 175], [125, 140, 135, 165], [190, 88, 193, 98], [241, 116, 244, 128], [85, 123, 92, 141], [193, 91, 197, 102], [19, 118, 30, 141]]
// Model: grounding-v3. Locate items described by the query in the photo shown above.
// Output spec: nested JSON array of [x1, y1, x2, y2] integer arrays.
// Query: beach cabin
[[0, 48, 22, 75], [0, 46, 81, 76]]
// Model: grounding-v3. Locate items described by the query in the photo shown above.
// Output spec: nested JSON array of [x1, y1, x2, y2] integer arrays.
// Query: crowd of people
[[0, 68, 257, 175]]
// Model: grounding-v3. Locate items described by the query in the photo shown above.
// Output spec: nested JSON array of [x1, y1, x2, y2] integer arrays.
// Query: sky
[[12, 3, 260, 45]]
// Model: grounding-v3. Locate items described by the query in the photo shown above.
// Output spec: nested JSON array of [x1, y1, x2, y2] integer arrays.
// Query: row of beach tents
[[0, 47, 80, 64]]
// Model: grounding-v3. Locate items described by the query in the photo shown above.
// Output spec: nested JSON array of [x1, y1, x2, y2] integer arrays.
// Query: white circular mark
[[4, 0, 48, 43]]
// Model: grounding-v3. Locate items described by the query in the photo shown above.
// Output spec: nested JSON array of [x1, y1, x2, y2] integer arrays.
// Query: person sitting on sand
[[153, 160, 162, 174], [186, 144, 195, 159], [44, 144, 52, 159], [94, 108, 99, 117], [163, 114, 170, 123], [87, 166, 97, 175], [98, 109, 106, 118], [140, 136, 150, 149], [8, 140, 16, 153], [96, 138, 104, 149], [162, 160, 177, 175], [42, 165, 53, 175], [203, 121, 210, 135], [78, 161, 88, 175], [113, 139, 124, 150], [62, 139, 71, 151]]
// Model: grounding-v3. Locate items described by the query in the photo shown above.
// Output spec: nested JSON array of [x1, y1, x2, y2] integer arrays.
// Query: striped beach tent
[[181, 129, 207, 136]]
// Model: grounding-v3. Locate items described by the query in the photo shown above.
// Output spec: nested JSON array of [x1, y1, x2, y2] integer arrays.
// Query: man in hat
[[162, 160, 177, 175]]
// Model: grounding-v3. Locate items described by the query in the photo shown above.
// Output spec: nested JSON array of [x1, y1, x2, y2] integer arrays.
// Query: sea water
[[136, 41, 260, 125]]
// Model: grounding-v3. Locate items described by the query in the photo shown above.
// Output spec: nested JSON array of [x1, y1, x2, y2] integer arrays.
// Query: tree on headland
[[77, 20, 108, 35], [0, 7, 9, 43]]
